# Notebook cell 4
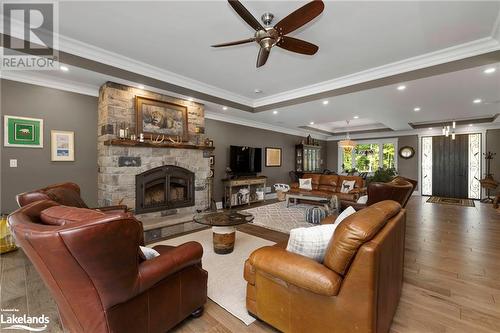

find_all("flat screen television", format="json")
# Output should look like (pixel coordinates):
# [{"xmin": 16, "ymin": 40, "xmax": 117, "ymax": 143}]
[{"xmin": 230, "ymin": 145, "xmax": 262, "ymax": 175}]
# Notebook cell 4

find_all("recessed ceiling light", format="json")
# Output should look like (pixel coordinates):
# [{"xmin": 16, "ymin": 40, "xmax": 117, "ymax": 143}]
[
  {"xmin": 484, "ymin": 67, "xmax": 496, "ymax": 74},
  {"xmin": 222, "ymin": 106, "xmax": 228, "ymax": 110},
  {"xmin": 428, "ymin": 127, "xmax": 433, "ymax": 130},
  {"xmin": 413, "ymin": 107, "xmax": 421, "ymax": 112},
  {"xmin": 254, "ymin": 89, "xmax": 262, "ymax": 94},
  {"xmin": 397, "ymin": 85, "xmax": 406, "ymax": 91},
  {"xmin": 272, "ymin": 110, "xmax": 278, "ymax": 114},
  {"xmin": 187, "ymin": 97, "xmax": 194, "ymax": 101},
  {"xmin": 469, "ymin": 124, "xmax": 473, "ymax": 127},
  {"xmin": 473, "ymin": 98, "xmax": 482, "ymax": 104},
  {"xmin": 60, "ymin": 65, "xmax": 69, "ymax": 72},
  {"xmin": 309, "ymin": 121, "xmax": 315, "ymax": 125},
  {"xmin": 322, "ymin": 100, "xmax": 329, "ymax": 105},
  {"xmin": 353, "ymin": 115, "xmax": 359, "ymax": 119},
  {"xmin": 137, "ymin": 84, "xmax": 145, "ymax": 89}
]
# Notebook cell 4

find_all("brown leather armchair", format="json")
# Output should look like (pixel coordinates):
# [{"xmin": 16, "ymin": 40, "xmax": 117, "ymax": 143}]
[
  {"xmin": 340, "ymin": 176, "xmax": 417, "ymax": 211},
  {"xmin": 8, "ymin": 200, "xmax": 208, "ymax": 333},
  {"xmin": 16, "ymin": 182, "xmax": 127, "ymax": 213},
  {"xmin": 244, "ymin": 200, "xmax": 405, "ymax": 333}
]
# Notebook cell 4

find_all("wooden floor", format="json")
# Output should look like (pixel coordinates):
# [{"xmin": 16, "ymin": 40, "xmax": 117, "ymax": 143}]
[{"xmin": 1, "ymin": 196, "xmax": 499, "ymax": 332}]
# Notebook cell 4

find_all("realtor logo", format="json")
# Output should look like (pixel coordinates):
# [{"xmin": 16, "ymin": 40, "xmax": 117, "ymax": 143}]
[
  {"xmin": 1, "ymin": 308, "xmax": 49, "ymax": 332},
  {"xmin": 1, "ymin": 1, "xmax": 59, "ymax": 70}
]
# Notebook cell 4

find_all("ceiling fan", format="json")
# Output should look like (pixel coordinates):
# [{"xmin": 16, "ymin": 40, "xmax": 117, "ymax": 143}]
[{"xmin": 212, "ymin": 0, "xmax": 324, "ymax": 68}]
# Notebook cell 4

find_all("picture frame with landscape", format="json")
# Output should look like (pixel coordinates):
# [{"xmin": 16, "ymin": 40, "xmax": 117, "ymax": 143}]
[
  {"xmin": 135, "ymin": 96, "xmax": 189, "ymax": 141},
  {"xmin": 51, "ymin": 130, "xmax": 74, "ymax": 161}
]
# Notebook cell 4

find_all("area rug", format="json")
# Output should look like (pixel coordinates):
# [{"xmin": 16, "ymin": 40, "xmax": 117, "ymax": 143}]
[
  {"xmin": 426, "ymin": 196, "xmax": 475, "ymax": 207},
  {"xmin": 243, "ymin": 201, "xmax": 314, "ymax": 234},
  {"xmin": 152, "ymin": 229, "xmax": 274, "ymax": 325}
]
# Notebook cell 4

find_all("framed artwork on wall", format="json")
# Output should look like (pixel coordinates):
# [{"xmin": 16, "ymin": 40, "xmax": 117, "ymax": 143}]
[
  {"xmin": 265, "ymin": 147, "xmax": 282, "ymax": 167},
  {"xmin": 209, "ymin": 155, "xmax": 215, "ymax": 166},
  {"xmin": 135, "ymin": 96, "xmax": 189, "ymax": 141},
  {"xmin": 51, "ymin": 130, "xmax": 75, "ymax": 161},
  {"xmin": 3, "ymin": 115, "xmax": 43, "ymax": 148}
]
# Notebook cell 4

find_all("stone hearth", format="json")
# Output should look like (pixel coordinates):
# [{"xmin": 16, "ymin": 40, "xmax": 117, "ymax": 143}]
[{"xmin": 97, "ymin": 82, "xmax": 211, "ymax": 219}]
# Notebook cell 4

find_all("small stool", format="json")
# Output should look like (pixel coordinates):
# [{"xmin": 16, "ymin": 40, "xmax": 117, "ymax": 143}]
[{"xmin": 305, "ymin": 206, "xmax": 327, "ymax": 225}]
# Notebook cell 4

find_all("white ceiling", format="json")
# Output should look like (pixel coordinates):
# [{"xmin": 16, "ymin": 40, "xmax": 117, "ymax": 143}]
[
  {"xmin": 57, "ymin": 1, "xmax": 500, "ymax": 99},
  {"xmin": 2, "ymin": 1, "xmax": 500, "ymax": 139}
]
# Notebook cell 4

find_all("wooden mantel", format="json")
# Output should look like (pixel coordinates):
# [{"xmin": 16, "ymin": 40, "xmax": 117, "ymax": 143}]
[{"xmin": 103, "ymin": 139, "xmax": 215, "ymax": 151}]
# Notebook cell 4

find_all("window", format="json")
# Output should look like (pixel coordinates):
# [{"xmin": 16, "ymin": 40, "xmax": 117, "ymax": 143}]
[{"xmin": 339, "ymin": 139, "xmax": 397, "ymax": 173}]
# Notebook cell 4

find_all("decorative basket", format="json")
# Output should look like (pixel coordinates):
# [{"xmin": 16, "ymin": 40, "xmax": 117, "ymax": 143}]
[
  {"xmin": 0, "ymin": 215, "xmax": 17, "ymax": 254},
  {"xmin": 305, "ymin": 206, "xmax": 327, "ymax": 225}
]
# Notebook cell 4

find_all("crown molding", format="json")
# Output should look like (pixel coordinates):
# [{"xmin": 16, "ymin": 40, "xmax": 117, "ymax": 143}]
[
  {"xmin": 204, "ymin": 111, "xmax": 328, "ymax": 140},
  {"xmin": 492, "ymin": 8, "xmax": 500, "ymax": 42},
  {"xmin": 56, "ymin": 34, "xmax": 254, "ymax": 107},
  {"xmin": 253, "ymin": 37, "xmax": 500, "ymax": 108},
  {"xmin": 0, "ymin": 70, "xmax": 99, "ymax": 97},
  {"xmin": 326, "ymin": 122, "xmax": 500, "ymax": 141}
]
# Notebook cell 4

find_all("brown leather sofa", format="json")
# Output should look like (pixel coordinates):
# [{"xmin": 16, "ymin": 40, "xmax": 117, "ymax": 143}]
[
  {"xmin": 289, "ymin": 173, "xmax": 366, "ymax": 201},
  {"xmin": 16, "ymin": 182, "xmax": 127, "ymax": 213},
  {"xmin": 8, "ymin": 200, "xmax": 208, "ymax": 333},
  {"xmin": 244, "ymin": 200, "xmax": 405, "ymax": 333},
  {"xmin": 341, "ymin": 176, "xmax": 417, "ymax": 211}
]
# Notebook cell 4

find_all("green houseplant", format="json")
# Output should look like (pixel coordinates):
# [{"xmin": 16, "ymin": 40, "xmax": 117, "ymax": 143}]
[{"xmin": 367, "ymin": 167, "xmax": 398, "ymax": 184}]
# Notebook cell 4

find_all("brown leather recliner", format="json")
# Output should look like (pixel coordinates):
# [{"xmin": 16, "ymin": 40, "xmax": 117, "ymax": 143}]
[
  {"xmin": 16, "ymin": 182, "xmax": 127, "ymax": 213},
  {"xmin": 289, "ymin": 173, "xmax": 366, "ymax": 201},
  {"xmin": 340, "ymin": 176, "xmax": 417, "ymax": 211},
  {"xmin": 244, "ymin": 200, "xmax": 405, "ymax": 333},
  {"xmin": 8, "ymin": 200, "xmax": 208, "ymax": 333}
]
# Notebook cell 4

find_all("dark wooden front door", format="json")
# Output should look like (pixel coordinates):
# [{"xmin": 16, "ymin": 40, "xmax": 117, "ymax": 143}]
[{"xmin": 432, "ymin": 134, "xmax": 468, "ymax": 198}]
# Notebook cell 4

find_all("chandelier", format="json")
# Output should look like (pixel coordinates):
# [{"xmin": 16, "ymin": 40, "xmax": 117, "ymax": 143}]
[{"xmin": 338, "ymin": 120, "xmax": 356, "ymax": 152}]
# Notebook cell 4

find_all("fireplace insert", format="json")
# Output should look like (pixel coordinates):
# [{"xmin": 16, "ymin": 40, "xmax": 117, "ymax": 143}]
[{"xmin": 135, "ymin": 165, "xmax": 195, "ymax": 214}]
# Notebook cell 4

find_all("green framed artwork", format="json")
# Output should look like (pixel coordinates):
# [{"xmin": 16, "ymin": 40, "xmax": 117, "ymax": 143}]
[{"xmin": 3, "ymin": 115, "xmax": 44, "ymax": 148}]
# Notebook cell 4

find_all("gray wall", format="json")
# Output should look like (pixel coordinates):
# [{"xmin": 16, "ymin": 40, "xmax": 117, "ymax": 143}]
[
  {"xmin": 205, "ymin": 118, "xmax": 327, "ymax": 202},
  {"xmin": 396, "ymin": 135, "xmax": 418, "ymax": 181},
  {"xmin": 486, "ymin": 129, "xmax": 500, "ymax": 195},
  {"xmin": 1, "ymin": 80, "xmax": 98, "ymax": 213}
]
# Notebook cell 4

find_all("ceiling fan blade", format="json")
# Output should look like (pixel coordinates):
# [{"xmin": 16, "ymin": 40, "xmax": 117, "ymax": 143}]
[
  {"xmin": 257, "ymin": 47, "xmax": 270, "ymax": 68},
  {"xmin": 228, "ymin": 0, "xmax": 265, "ymax": 31},
  {"xmin": 211, "ymin": 38, "xmax": 255, "ymax": 47},
  {"xmin": 277, "ymin": 36, "xmax": 318, "ymax": 55},
  {"xmin": 274, "ymin": 0, "xmax": 324, "ymax": 36}
]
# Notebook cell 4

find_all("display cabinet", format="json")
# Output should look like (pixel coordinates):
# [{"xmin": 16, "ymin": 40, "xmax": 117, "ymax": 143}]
[{"xmin": 295, "ymin": 144, "xmax": 322, "ymax": 172}]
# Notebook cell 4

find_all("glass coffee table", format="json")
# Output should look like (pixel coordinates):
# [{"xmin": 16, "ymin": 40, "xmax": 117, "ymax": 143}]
[{"xmin": 193, "ymin": 211, "xmax": 254, "ymax": 254}]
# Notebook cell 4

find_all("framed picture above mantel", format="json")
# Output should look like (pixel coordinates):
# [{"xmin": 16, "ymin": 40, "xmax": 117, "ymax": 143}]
[{"xmin": 135, "ymin": 96, "xmax": 189, "ymax": 141}]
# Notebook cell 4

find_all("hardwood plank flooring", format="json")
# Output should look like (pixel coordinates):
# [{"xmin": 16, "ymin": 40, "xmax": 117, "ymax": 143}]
[{"xmin": 1, "ymin": 196, "xmax": 499, "ymax": 332}]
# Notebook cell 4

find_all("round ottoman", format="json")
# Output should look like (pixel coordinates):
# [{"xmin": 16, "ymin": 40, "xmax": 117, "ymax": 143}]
[{"xmin": 305, "ymin": 206, "xmax": 327, "ymax": 225}]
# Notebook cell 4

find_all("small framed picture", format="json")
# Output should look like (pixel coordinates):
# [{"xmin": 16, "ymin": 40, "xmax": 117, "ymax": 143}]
[
  {"xmin": 209, "ymin": 155, "xmax": 215, "ymax": 166},
  {"xmin": 51, "ymin": 130, "xmax": 75, "ymax": 161},
  {"xmin": 208, "ymin": 169, "xmax": 214, "ymax": 178},
  {"xmin": 265, "ymin": 147, "xmax": 282, "ymax": 167},
  {"xmin": 208, "ymin": 140, "xmax": 214, "ymax": 147},
  {"xmin": 4, "ymin": 115, "xmax": 44, "ymax": 148}
]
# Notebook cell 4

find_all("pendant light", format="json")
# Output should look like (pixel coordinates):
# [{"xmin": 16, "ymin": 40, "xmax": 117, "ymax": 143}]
[{"xmin": 338, "ymin": 120, "xmax": 356, "ymax": 152}]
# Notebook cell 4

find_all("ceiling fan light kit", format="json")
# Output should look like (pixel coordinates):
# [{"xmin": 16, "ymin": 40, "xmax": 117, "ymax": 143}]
[{"xmin": 212, "ymin": 0, "xmax": 324, "ymax": 67}]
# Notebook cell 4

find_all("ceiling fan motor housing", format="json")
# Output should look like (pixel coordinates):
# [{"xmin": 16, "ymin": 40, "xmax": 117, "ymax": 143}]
[{"xmin": 255, "ymin": 28, "xmax": 280, "ymax": 49}]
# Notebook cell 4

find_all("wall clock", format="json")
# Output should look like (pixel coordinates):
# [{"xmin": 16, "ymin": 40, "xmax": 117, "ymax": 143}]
[{"xmin": 399, "ymin": 146, "xmax": 415, "ymax": 159}]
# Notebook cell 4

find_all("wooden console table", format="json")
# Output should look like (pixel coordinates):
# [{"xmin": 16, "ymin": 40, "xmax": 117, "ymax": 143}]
[{"xmin": 222, "ymin": 176, "xmax": 267, "ymax": 208}]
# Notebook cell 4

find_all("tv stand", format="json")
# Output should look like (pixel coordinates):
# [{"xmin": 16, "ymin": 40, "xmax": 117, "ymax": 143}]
[{"xmin": 222, "ymin": 176, "xmax": 267, "ymax": 208}]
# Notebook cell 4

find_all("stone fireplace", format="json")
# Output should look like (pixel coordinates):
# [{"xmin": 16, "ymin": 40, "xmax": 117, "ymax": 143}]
[
  {"xmin": 135, "ymin": 165, "xmax": 195, "ymax": 214},
  {"xmin": 97, "ymin": 82, "xmax": 211, "ymax": 218}
]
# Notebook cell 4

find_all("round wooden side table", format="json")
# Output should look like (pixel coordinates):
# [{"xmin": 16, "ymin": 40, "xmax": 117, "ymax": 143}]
[{"xmin": 193, "ymin": 211, "xmax": 254, "ymax": 254}]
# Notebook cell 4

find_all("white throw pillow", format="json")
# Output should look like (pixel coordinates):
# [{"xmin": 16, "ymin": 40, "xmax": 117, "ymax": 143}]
[
  {"xmin": 357, "ymin": 195, "xmax": 368, "ymax": 204},
  {"xmin": 139, "ymin": 246, "xmax": 160, "ymax": 260},
  {"xmin": 340, "ymin": 180, "xmax": 356, "ymax": 193},
  {"xmin": 286, "ymin": 224, "xmax": 339, "ymax": 262},
  {"xmin": 334, "ymin": 206, "xmax": 356, "ymax": 225},
  {"xmin": 299, "ymin": 178, "xmax": 313, "ymax": 190}
]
